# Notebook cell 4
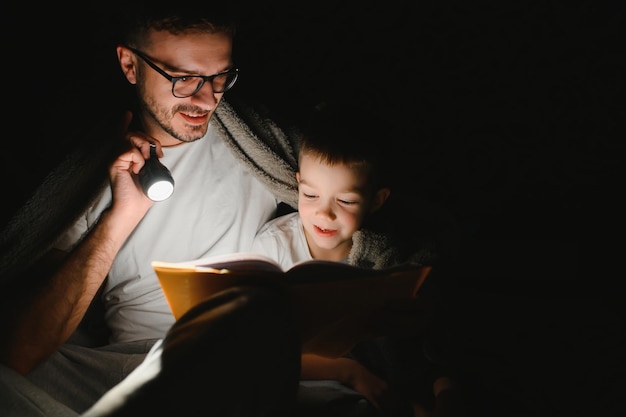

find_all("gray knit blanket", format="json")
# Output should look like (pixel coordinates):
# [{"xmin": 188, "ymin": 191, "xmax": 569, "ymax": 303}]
[
  {"xmin": 0, "ymin": 98, "xmax": 301, "ymax": 286},
  {"xmin": 0, "ymin": 98, "xmax": 428, "ymax": 288}
]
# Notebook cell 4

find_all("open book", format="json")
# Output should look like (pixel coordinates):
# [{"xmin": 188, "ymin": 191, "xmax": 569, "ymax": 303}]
[{"xmin": 152, "ymin": 252, "xmax": 432, "ymax": 357}]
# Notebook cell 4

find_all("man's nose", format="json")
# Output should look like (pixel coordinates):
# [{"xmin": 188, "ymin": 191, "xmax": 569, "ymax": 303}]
[{"xmin": 190, "ymin": 82, "xmax": 219, "ymax": 109}]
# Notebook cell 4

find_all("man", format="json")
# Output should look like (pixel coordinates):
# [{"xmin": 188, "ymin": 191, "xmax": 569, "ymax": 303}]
[{"xmin": 0, "ymin": 4, "xmax": 302, "ymax": 416}]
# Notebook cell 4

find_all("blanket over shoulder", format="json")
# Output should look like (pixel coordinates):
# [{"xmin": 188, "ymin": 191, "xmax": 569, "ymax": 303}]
[
  {"xmin": 0, "ymin": 97, "xmax": 435, "ymax": 289},
  {"xmin": 0, "ymin": 98, "xmax": 300, "ymax": 287}
]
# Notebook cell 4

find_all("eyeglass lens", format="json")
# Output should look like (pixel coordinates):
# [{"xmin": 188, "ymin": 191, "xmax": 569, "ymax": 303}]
[{"xmin": 173, "ymin": 72, "xmax": 238, "ymax": 97}]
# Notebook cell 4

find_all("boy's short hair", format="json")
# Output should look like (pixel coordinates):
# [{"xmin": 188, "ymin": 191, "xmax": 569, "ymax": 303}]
[{"xmin": 299, "ymin": 99, "xmax": 393, "ymax": 190}]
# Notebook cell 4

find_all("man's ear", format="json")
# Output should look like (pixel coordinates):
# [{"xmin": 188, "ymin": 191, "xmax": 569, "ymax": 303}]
[
  {"xmin": 370, "ymin": 187, "xmax": 391, "ymax": 213},
  {"xmin": 117, "ymin": 45, "xmax": 138, "ymax": 85}
]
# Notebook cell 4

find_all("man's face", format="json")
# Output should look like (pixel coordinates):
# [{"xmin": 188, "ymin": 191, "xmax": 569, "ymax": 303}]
[{"xmin": 129, "ymin": 29, "xmax": 234, "ymax": 146}]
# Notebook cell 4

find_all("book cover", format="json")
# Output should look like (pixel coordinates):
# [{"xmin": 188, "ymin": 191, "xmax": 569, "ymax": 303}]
[{"xmin": 152, "ymin": 252, "xmax": 432, "ymax": 357}]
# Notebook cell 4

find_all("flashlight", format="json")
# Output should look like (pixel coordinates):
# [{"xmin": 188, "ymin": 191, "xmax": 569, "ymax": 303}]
[{"xmin": 138, "ymin": 144, "xmax": 175, "ymax": 201}]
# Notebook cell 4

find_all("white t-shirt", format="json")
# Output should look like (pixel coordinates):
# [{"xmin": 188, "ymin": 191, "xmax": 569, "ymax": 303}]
[
  {"xmin": 251, "ymin": 212, "xmax": 312, "ymax": 271},
  {"xmin": 55, "ymin": 123, "xmax": 279, "ymax": 342}
]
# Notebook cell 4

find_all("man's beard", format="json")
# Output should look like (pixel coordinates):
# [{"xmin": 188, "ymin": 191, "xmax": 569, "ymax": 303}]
[{"xmin": 140, "ymin": 95, "xmax": 208, "ymax": 143}]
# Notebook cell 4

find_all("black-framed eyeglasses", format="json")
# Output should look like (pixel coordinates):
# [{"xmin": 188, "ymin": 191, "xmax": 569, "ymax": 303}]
[{"xmin": 129, "ymin": 47, "xmax": 239, "ymax": 98}]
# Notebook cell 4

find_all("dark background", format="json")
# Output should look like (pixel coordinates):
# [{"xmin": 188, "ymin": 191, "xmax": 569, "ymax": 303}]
[
  {"xmin": 5, "ymin": 2, "xmax": 623, "ymax": 247},
  {"xmin": 3, "ymin": 1, "xmax": 625, "ymax": 415}
]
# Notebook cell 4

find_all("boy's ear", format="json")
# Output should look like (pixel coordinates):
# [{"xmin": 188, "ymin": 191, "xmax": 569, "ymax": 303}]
[
  {"xmin": 370, "ymin": 187, "xmax": 391, "ymax": 213},
  {"xmin": 296, "ymin": 172, "xmax": 301, "ymax": 183}
]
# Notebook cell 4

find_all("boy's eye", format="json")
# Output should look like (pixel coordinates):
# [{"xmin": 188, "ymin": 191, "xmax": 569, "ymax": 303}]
[
  {"xmin": 303, "ymin": 193, "xmax": 317, "ymax": 199},
  {"xmin": 338, "ymin": 199, "xmax": 357, "ymax": 205}
]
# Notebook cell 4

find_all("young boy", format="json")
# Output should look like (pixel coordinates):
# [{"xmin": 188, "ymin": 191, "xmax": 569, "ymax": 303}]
[
  {"xmin": 251, "ymin": 101, "xmax": 392, "ymax": 269},
  {"xmin": 251, "ymin": 101, "xmax": 461, "ymax": 417}
]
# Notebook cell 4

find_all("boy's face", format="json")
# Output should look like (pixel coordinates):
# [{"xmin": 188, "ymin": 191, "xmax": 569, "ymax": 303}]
[
  {"xmin": 118, "ymin": 29, "xmax": 234, "ymax": 146},
  {"xmin": 297, "ymin": 153, "xmax": 386, "ymax": 261}
]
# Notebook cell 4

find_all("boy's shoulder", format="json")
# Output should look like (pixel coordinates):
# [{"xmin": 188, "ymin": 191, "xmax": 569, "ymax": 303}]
[{"xmin": 258, "ymin": 212, "xmax": 301, "ymax": 236}]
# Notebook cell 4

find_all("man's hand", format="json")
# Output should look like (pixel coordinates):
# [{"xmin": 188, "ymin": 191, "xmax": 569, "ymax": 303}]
[{"xmin": 107, "ymin": 111, "xmax": 160, "ymax": 222}]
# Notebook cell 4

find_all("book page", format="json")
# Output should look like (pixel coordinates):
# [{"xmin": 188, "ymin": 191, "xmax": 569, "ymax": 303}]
[{"xmin": 152, "ymin": 252, "xmax": 283, "ymax": 273}]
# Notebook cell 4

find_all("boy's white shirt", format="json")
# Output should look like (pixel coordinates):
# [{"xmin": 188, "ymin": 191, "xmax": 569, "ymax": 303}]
[
  {"xmin": 251, "ymin": 212, "xmax": 313, "ymax": 271},
  {"xmin": 54, "ymin": 123, "xmax": 279, "ymax": 343}
]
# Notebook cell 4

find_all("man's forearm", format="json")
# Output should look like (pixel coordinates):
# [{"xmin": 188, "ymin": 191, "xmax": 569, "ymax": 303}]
[{"xmin": 2, "ymin": 208, "xmax": 136, "ymax": 374}]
